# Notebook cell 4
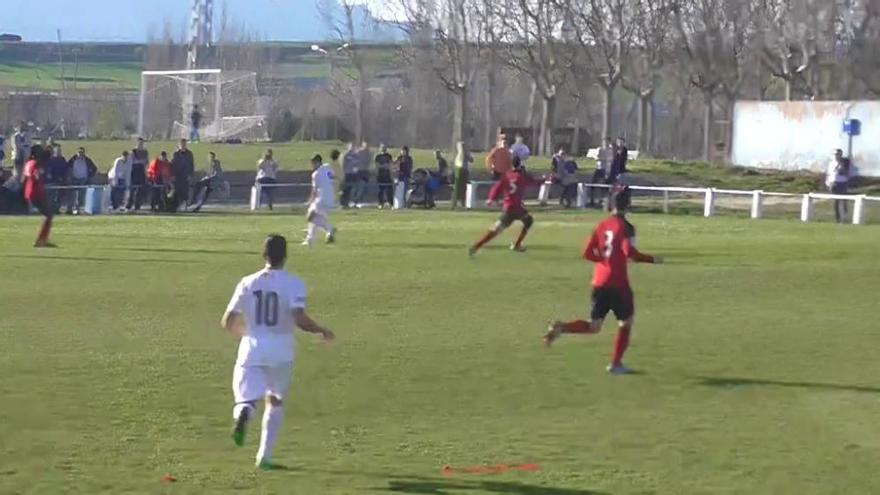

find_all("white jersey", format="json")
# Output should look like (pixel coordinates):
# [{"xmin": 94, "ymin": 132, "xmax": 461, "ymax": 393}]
[
  {"xmin": 226, "ymin": 268, "xmax": 308, "ymax": 366},
  {"xmin": 311, "ymin": 163, "xmax": 336, "ymax": 209}
]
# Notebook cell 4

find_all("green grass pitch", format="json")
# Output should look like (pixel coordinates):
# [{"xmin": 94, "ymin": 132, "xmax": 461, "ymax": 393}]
[{"xmin": 1, "ymin": 210, "xmax": 878, "ymax": 494}]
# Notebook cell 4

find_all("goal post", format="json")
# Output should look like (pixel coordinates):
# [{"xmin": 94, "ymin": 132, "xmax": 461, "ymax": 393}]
[{"xmin": 137, "ymin": 68, "xmax": 268, "ymax": 142}]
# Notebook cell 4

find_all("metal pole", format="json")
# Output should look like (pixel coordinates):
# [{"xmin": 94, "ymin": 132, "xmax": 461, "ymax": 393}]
[{"xmin": 138, "ymin": 72, "xmax": 147, "ymax": 137}]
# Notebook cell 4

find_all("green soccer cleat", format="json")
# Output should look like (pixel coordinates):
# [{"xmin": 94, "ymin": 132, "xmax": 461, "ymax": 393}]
[
  {"xmin": 256, "ymin": 459, "xmax": 287, "ymax": 471},
  {"xmin": 231, "ymin": 408, "xmax": 250, "ymax": 447}
]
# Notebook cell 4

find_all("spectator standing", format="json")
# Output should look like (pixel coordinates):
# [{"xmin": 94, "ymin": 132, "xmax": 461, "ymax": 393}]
[
  {"xmin": 510, "ymin": 134, "xmax": 531, "ymax": 166},
  {"xmin": 396, "ymin": 146, "xmax": 414, "ymax": 206},
  {"xmin": 435, "ymin": 150, "xmax": 450, "ymax": 183},
  {"xmin": 352, "ymin": 141, "xmax": 372, "ymax": 208},
  {"xmin": 190, "ymin": 151, "xmax": 224, "ymax": 213},
  {"xmin": 375, "ymin": 144, "xmax": 394, "ymax": 208},
  {"xmin": 827, "ymin": 149, "xmax": 853, "ymax": 223},
  {"xmin": 108, "ymin": 151, "xmax": 132, "ymax": 212},
  {"xmin": 171, "ymin": 139, "xmax": 195, "ymax": 211},
  {"xmin": 12, "ymin": 123, "xmax": 32, "ymax": 178},
  {"xmin": 452, "ymin": 141, "xmax": 472, "ymax": 209},
  {"xmin": 66, "ymin": 146, "xmax": 97, "ymax": 215},
  {"xmin": 606, "ymin": 138, "xmax": 629, "ymax": 210},
  {"xmin": 256, "ymin": 148, "xmax": 279, "ymax": 210},
  {"xmin": 591, "ymin": 137, "xmax": 614, "ymax": 207},
  {"xmin": 609, "ymin": 137, "xmax": 629, "ymax": 183},
  {"xmin": 559, "ymin": 153, "xmax": 579, "ymax": 208},
  {"xmin": 0, "ymin": 132, "xmax": 6, "ymax": 170},
  {"xmin": 486, "ymin": 134, "xmax": 512, "ymax": 180},
  {"xmin": 340, "ymin": 143, "xmax": 358, "ymax": 208},
  {"xmin": 127, "ymin": 137, "xmax": 150, "ymax": 211},
  {"xmin": 190, "ymin": 105, "xmax": 203, "ymax": 142},
  {"xmin": 45, "ymin": 145, "xmax": 69, "ymax": 213},
  {"xmin": 147, "ymin": 151, "xmax": 172, "ymax": 212}
]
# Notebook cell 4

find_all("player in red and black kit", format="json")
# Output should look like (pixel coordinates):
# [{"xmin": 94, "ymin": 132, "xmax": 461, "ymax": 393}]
[
  {"xmin": 469, "ymin": 156, "xmax": 543, "ymax": 255},
  {"xmin": 24, "ymin": 145, "xmax": 56, "ymax": 248},
  {"xmin": 544, "ymin": 187, "xmax": 663, "ymax": 374}
]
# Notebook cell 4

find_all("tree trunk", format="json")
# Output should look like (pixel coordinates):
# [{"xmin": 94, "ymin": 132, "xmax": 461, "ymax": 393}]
[
  {"xmin": 451, "ymin": 88, "xmax": 467, "ymax": 150},
  {"xmin": 526, "ymin": 80, "xmax": 538, "ymax": 127},
  {"xmin": 646, "ymin": 95, "xmax": 655, "ymax": 155},
  {"xmin": 784, "ymin": 79, "xmax": 792, "ymax": 101},
  {"xmin": 602, "ymin": 83, "xmax": 614, "ymax": 140},
  {"xmin": 572, "ymin": 116, "xmax": 581, "ymax": 156},
  {"xmin": 636, "ymin": 96, "xmax": 647, "ymax": 152},
  {"xmin": 539, "ymin": 95, "xmax": 556, "ymax": 156},
  {"xmin": 484, "ymin": 62, "xmax": 496, "ymax": 151},
  {"xmin": 354, "ymin": 77, "xmax": 367, "ymax": 143},
  {"xmin": 702, "ymin": 90, "xmax": 714, "ymax": 162}
]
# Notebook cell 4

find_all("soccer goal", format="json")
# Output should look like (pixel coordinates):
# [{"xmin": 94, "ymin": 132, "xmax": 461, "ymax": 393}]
[{"xmin": 137, "ymin": 69, "xmax": 268, "ymax": 142}]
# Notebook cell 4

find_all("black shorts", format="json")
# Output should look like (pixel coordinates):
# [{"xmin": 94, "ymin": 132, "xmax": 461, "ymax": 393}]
[
  {"xmin": 498, "ymin": 209, "xmax": 531, "ymax": 228},
  {"xmin": 591, "ymin": 286, "xmax": 634, "ymax": 321}
]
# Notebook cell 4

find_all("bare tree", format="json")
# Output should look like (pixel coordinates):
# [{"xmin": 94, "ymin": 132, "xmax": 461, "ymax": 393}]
[
  {"xmin": 558, "ymin": 0, "xmax": 633, "ymax": 141},
  {"xmin": 499, "ymin": 0, "xmax": 572, "ymax": 154},
  {"xmin": 622, "ymin": 0, "xmax": 673, "ymax": 153},
  {"xmin": 318, "ymin": 0, "xmax": 374, "ymax": 143},
  {"xmin": 397, "ymin": 0, "xmax": 491, "ymax": 149},
  {"xmin": 845, "ymin": 0, "xmax": 880, "ymax": 96},
  {"xmin": 672, "ymin": 0, "xmax": 760, "ymax": 161}
]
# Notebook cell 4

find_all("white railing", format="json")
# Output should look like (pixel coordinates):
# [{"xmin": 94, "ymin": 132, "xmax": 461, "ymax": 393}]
[
  {"xmin": 249, "ymin": 180, "xmax": 408, "ymax": 210},
  {"xmin": 466, "ymin": 180, "xmax": 879, "ymax": 225}
]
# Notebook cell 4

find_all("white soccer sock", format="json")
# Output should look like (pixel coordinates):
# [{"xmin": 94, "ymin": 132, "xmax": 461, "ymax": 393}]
[
  {"xmin": 256, "ymin": 405, "xmax": 284, "ymax": 463},
  {"xmin": 305, "ymin": 223, "xmax": 318, "ymax": 243},
  {"xmin": 232, "ymin": 402, "xmax": 254, "ymax": 421},
  {"xmin": 312, "ymin": 215, "xmax": 332, "ymax": 233}
]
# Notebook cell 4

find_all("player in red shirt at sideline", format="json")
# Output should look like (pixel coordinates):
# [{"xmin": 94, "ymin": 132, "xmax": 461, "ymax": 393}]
[
  {"xmin": 544, "ymin": 187, "xmax": 663, "ymax": 374},
  {"xmin": 469, "ymin": 156, "xmax": 543, "ymax": 255},
  {"xmin": 23, "ymin": 145, "xmax": 56, "ymax": 248}
]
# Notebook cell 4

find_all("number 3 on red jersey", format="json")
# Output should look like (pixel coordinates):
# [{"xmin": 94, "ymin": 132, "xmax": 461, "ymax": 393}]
[{"xmin": 603, "ymin": 230, "xmax": 614, "ymax": 258}]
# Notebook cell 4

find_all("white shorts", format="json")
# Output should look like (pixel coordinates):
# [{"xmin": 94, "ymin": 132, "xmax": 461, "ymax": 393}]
[{"xmin": 232, "ymin": 363, "xmax": 293, "ymax": 404}]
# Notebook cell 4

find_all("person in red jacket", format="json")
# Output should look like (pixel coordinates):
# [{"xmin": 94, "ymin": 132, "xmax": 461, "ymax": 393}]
[
  {"xmin": 544, "ymin": 187, "xmax": 664, "ymax": 374},
  {"xmin": 469, "ymin": 156, "xmax": 543, "ymax": 255},
  {"xmin": 147, "ymin": 151, "xmax": 172, "ymax": 212},
  {"xmin": 23, "ymin": 145, "xmax": 55, "ymax": 248}
]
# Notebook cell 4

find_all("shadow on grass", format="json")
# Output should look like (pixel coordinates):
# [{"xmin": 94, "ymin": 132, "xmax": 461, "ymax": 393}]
[
  {"xmin": 697, "ymin": 376, "xmax": 880, "ymax": 394},
  {"xmin": 363, "ymin": 242, "xmax": 566, "ymax": 252},
  {"xmin": 104, "ymin": 246, "xmax": 256, "ymax": 256},
  {"xmin": 377, "ymin": 478, "xmax": 602, "ymax": 495},
  {"xmin": 5, "ymin": 254, "xmax": 195, "ymax": 264}
]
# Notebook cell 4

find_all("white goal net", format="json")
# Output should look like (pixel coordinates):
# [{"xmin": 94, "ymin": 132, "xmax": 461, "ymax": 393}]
[{"xmin": 138, "ymin": 69, "xmax": 268, "ymax": 142}]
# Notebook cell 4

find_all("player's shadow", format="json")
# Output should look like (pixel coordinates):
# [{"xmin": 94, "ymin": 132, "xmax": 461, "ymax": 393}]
[
  {"xmin": 5, "ymin": 254, "xmax": 194, "ymax": 264},
  {"xmin": 697, "ymin": 376, "xmax": 880, "ymax": 394},
  {"xmin": 364, "ymin": 242, "xmax": 565, "ymax": 252},
  {"xmin": 376, "ymin": 477, "xmax": 602, "ymax": 495},
  {"xmin": 104, "ymin": 246, "xmax": 256, "ymax": 256}
]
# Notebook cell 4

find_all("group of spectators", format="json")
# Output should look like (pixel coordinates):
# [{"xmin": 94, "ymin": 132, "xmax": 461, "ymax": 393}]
[
  {"xmin": 0, "ymin": 123, "xmax": 224, "ymax": 214},
  {"xmin": 102, "ymin": 138, "xmax": 224, "ymax": 214}
]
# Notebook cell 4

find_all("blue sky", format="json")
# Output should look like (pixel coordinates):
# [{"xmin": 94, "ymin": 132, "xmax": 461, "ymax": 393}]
[{"xmin": 0, "ymin": 0, "xmax": 382, "ymax": 42}]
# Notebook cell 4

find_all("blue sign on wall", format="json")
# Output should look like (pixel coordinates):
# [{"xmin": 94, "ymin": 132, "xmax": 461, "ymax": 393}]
[{"xmin": 843, "ymin": 119, "xmax": 861, "ymax": 136}]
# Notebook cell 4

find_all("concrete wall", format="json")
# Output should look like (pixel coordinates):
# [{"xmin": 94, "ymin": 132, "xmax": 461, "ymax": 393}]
[{"xmin": 732, "ymin": 101, "xmax": 880, "ymax": 178}]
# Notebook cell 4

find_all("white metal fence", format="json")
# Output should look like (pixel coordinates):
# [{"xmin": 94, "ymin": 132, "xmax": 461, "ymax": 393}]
[
  {"xmin": 466, "ymin": 180, "xmax": 879, "ymax": 225},
  {"xmin": 24, "ymin": 181, "xmax": 879, "ymax": 225}
]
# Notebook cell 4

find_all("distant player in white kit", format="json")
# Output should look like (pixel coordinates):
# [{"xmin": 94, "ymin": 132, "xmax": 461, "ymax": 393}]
[
  {"xmin": 221, "ymin": 235, "xmax": 335, "ymax": 469},
  {"xmin": 303, "ymin": 151, "xmax": 339, "ymax": 246}
]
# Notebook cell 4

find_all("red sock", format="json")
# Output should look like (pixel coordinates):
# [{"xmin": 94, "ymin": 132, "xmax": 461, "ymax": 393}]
[
  {"xmin": 561, "ymin": 320, "xmax": 596, "ymax": 334},
  {"xmin": 473, "ymin": 230, "xmax": 497, "ymax": 250},
  {"xmin": 612, "ymin": 325, "xmax": 631, "ymax": 365},
  {"xmin": 37, "ymin": 216, "xmax": 52, "ymax": 243},
  {"xmin": 514, "ymin": 227, "xmax": 529, "ymax": 248}
]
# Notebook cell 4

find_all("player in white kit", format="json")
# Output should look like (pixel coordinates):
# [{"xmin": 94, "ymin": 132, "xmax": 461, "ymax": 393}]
[
  {"xmin": 221, "ymin": 235, "xmax": 335, "ymax": 469},
  {"xmin": 303, "ymin": 151, "xmax": 339, "ymax": 247}
]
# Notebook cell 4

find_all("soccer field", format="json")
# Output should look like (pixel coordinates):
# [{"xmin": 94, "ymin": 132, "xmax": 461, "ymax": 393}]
[{"xmin": 1, "ymin": 210, "xmax": 878, "ymax": 494}]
